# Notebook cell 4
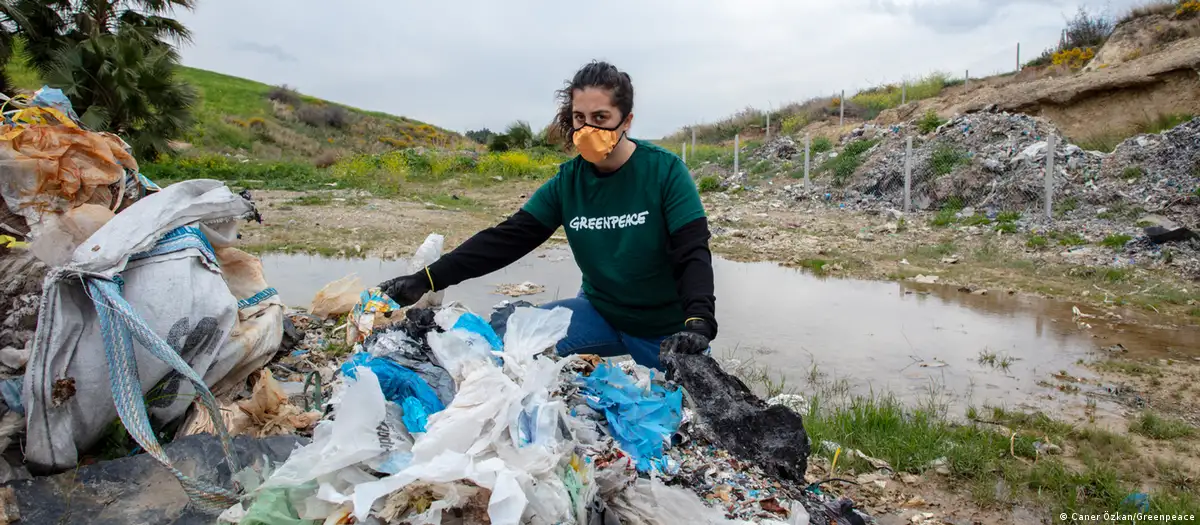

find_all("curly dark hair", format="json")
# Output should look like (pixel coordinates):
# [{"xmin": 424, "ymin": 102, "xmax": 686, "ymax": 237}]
[{"xmin": 554, "ymin": 61, "xmax": 635, "ymax": 143}]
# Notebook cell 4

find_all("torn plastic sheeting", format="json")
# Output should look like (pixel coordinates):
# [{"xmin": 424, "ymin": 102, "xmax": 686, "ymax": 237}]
[
  {"xmin": 578, "ymin": 361, "xmax": 683, "ymax": 473},
  {"xmin": 605, "ymin": 477, "xmax": 737, "ymax": 525},
  {"xmin": 262, "ymin": 366, "xmax": 396, "ymax": 489},
  {"xmin": 452, "ymin": 311, "xmax": 503, "ymax": 350},
  {"xmin": 340, "ymin": 352, "xmax": 445, "ymax": 433}
]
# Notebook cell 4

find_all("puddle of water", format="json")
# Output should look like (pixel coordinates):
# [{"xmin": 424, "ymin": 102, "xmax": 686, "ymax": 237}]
[{"xmin": 260, "ymin": 250, "xmax": 1200, "ymax": 420}]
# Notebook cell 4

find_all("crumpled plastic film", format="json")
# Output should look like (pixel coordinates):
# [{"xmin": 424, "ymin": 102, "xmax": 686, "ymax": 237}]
[
  {"xmin": 0, "ymin": 124, "xmax": 136, "ymax": 221},
  {"xmin": 578, "ymin": 361, "xmax": 683, "ymax": 473},
  {"xmin": 340, "ymin": 352, "xmax": 445, "ymax": 433}
]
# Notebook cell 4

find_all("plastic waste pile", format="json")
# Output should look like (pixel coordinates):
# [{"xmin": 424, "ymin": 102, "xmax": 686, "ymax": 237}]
[
  {"xmin": 217, "ymin": 254, "xmax": 857, "ymax": 524},
  {"xmin": 0, "ymin": 87, "xmax": 283, "ymax": 509}
]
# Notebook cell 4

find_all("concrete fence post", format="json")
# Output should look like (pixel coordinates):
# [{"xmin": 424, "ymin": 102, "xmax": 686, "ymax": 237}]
[
  {"xmin": 839, "ymin": 90, "xmax": 845, "ymax": 126},
  {"xmin": 682, "ymin": 142, "xmax": 687, "ymax": 164},
  {"xmin": 901, "ymin": 82, "xmax": 907, "ymax": 105},
  {"xmin": 804, "ymin": 133, "xmax": 811, "ymax": 191},
  {"xmin": 734, "ymin": 134, "xmax": 740, "ymax": 177},
  {"xmin": 904, "ymin": 136, "xmax": 913, "ymax": 213},
  {"xmin": 766, "ymin": 112, "xmax": 771, "ymax": 141},
  {"xmin": 1016, "ymin": 42, "xmax": 1021, "ymax": 71},
  {"xmin": 965, "ymin": 70, "xmax": 969, "ymax": 89},
  {"xmin": 691, "ymin": 127, "xmax": 696, "ymax": 153},
  {"xmin": 1045, "ymin": 134, "xmax": 1056, "ymax": 221}
]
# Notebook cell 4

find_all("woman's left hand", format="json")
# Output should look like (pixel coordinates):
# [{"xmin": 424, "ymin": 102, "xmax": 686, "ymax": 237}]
[{"xmin": 660, "ymin": 318, "xmax": 714, "ymax": 355}]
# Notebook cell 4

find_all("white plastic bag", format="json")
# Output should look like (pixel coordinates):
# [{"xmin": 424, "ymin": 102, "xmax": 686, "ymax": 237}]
[
  {"xmin": 264, "ymin": 366, "xmax": 392, "ymax": 488},
  {"xmin": 501, "ymin": 306, "xmax": 571, "ymax": 378},
  {"xmin": 427, "ymin": 328, "xmax": 495, "ymax": 383}
]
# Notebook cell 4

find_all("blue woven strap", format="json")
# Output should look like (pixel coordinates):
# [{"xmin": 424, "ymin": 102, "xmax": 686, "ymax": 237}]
[
  {"xmin": 129, "ymin": 226, "xmax": 217, "ymax": 267},
  {"xmin": 87, "ymin": 278, "xmax": 241, "ymax": 513},
  {"xmin": 238, "ymin": 287, "xmax": 278, "ymax": 310}
]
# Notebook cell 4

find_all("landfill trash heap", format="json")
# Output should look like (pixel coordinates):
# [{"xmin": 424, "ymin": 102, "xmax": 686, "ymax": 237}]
[
  {"xmin": 0, "ymin": 87, "xmax": 283, "ymax": 508},
  {"xmin": 219, "ymin": 302, "xmax": 865, "ymax": 525}
]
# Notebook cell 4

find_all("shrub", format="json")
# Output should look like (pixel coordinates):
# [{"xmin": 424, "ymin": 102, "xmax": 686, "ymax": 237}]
[
  {"xmin": 296, "ymin": 104, "xmax": 349, "ymax": 128},
  {"xmin": 1063, "ymin": 6, "xmax": 1114, "ymax": 50},
  {"xmin": 1123, "ymin": 166, "xmax": 1144, "ymax": 179},
  {"xmin": 466, "ymin": 128, "xmax": 494, "ymax": 144},
  {"xmin": 1178, "ymin": 1, "xmax": 1200, "ymax": 18},
  {"xmin": 781, "ymin": 114, "xmax": 808, "ymax": 135},
  {"xmin": 917, "ymin": 110, "xmax": 946, "ymax": 134},
  {"xmin": 1120, "ymin": 1, "xmax": 1179, "ymax": 24},
  {"xmin": 1051, "ymin": 47, "xmax": 1097, "ymax": 70},
  {"xmin": 379, "ymin": 136, "xmax": 413, "ymax": 149},
  {"xmin": 811, "ymin": 136, "xmax": 833, "ymax": 154},
  {"xmin": 267, "ymin": 84, "xmax": 301, "ymax": 106},
  {"xmin": 997, "ymin": 211, "xmax": 1021, "ymax": 223},
  {"xmin": 313, "ymin": 151, "xmax": 340, "ymax": 168},
  {"xmin": 1027, "ymin": 236, "xmax": 1049, "ymax": 249},
  {"xmin": 144, "ymin": 155, "xmax": 328, "ymax": 190},
  {"xmin": 697, "ymin": 176, "xmax": 722, "ymax": 193}
]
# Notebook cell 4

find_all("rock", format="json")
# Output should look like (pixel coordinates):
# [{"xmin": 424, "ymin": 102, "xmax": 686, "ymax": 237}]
[
  {"xmin": 1140, "ymin": 214, "xmax": 1197, "ymax": 244},
  {"xmin": 900, "ymin": 473, "xmax": 920, "ymax": 485},
  {"xmin": 885, "ymin": 208, "xmax": 904, "ymax": 221},
  {"xmin": 972, "ymin": 289, "xmax": 989, "ymax": 296},
  {"xmin": 856, "ymin": 231, "xmax": 875, "ymax": 241},
  {"xmin": 911, "ymin": 274, "xmax": 940, "ymax": 284},
  {"xmin": 941, "ymin": 257, "xmax": 960, "ymax": 264},
  {"xmin": 982, "ymin": 159, "xmax": 1004, "ymax": 173},
  {"xmin": 1103, "ymin": 344, "xmax": 1127, "ymax": 353}
]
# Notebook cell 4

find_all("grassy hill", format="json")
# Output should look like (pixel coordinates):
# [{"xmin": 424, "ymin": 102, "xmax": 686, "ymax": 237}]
[{"xmin": 175, "ymin": 67, "xmax": 470, "ymax": 164}]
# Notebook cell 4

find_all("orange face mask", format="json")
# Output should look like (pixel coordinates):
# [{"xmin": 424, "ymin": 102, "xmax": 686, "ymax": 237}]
[{"xmin": 572, "ymin": 121, "xmax": 626, "ymax": 164}]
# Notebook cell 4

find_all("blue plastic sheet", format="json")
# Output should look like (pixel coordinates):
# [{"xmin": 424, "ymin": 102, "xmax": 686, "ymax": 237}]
[
  {"xmin": 341, "ymin": 353, "xmax": 445, "ymax": 433},
  {"xmin": 453, "ymin": 312, "xmax": 503, "ymax": 350},
  {"xmin": 31, "ymin": 86, "xmax": 78, "ymax": 119},
  {"xmin": 578, "ymin": 361, "xmax": 683, "ymax": 472}
]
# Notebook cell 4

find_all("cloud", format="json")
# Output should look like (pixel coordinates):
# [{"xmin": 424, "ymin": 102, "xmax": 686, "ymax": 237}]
[{"xmin": 229, "ymin": 41, "xmax": 296, "ymax": 62}]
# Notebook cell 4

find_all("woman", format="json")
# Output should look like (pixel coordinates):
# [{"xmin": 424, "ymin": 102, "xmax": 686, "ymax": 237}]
[{"xmin": 380, "ymin": 60, "xmax": 716, "ymax": 370}]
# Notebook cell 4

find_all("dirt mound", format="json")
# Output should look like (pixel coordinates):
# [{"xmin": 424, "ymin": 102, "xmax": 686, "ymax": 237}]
[
  {"xmin": 1086, "ymin": 12, "xmax": 1200, "ymax": 71},
  {"xmin": 877, "ymin": 37, "xmax": 1200, "ymax": 143}
]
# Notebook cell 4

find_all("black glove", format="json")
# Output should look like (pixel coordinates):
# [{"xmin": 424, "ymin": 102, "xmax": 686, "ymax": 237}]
[
  {"xmin": 660, "ymin": 318, "xmax": 714, "ymax": 355},
  {"xmin": 378, "ymin": 271, "xmax": 433, "ymax": 307}
]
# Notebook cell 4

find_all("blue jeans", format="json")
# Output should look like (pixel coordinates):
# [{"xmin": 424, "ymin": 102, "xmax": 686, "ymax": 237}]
[{"xmin": 540, "ymin": 295, "xmax": 669, "ymax": 370}]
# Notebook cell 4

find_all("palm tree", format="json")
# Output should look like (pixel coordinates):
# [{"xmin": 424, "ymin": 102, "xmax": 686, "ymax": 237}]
[{"xmin": 9, "ymin": 0, "xmax": 197, "ymax": 159}]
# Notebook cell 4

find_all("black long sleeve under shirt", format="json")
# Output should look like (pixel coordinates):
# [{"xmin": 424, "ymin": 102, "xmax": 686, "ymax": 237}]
[{"xmin": 425, "ymin": 211, "xmax": 718, "ymax": 340}]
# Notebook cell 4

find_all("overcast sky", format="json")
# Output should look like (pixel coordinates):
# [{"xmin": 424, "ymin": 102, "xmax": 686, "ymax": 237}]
[{"xmin": 175, "ymin": 0, "xmax": 1140, "ymax": 139}]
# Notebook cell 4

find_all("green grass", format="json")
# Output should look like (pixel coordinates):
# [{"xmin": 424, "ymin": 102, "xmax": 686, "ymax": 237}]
[
  {"xmin": 818, "ymin": 139, "xmax": 878, "ymax": 185},
  {"xmin": 811, "ymin": 136, "xmax": 833, "ymax": 154},
  {"xmin": 997, "ymin": 211, "xmax": 1021, "ymax": 223},
  {"xmin": 1122, "ymin": 166, "xmax": 1145, "ymax": 180},
  {"xmin": 1027, "ymin": 235, "xmax": 1049, "ymax": 249},
  {"xmin": 797, "ymin": 259, "xmax": 829, "ymax": 273},
  {"xmin": 1129, "ymin": 411, "xmax": 1196, "ymax": 440},
  {"xmin": 697, "ymin": 175, "xmax": 722, "ymax": 193},
  {"xmin": 1053, "ymin": 231, "xmax": 1087, "ymax": 246},
  {"xmin": 1101, "ymin": 234, "xmax": 1132, "ymax": 249},
  {"xmin": 171, "ymin": 67, "xmax": 468, "ymax": 163},
  {"xmin": 285, "ymin": 194, "xmax": 333, "ymax": 206},
  {"xmin": 848, "ymin": 73, "xmax": 950, "ymax": 119},
  {"xmin": 930, "ymin": 144, "xmax": 969, "ymax": 176}
]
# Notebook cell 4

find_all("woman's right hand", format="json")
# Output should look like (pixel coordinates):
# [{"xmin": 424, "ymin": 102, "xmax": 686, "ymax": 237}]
[{"xmin": 379, "ymin": 272, "xmax": 433, "ymax": 307}]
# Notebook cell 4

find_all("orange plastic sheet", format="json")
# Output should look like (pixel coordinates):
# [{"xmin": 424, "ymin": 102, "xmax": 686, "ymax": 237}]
[{"xmin": 0, "ymin": 123, "xmax": 137, "ymax": 218}]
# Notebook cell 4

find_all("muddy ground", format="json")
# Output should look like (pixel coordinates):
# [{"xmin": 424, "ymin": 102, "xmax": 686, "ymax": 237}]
[{"xmin": 239, "ymin": 184, "xmax": 1200, "ymax": 523}]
